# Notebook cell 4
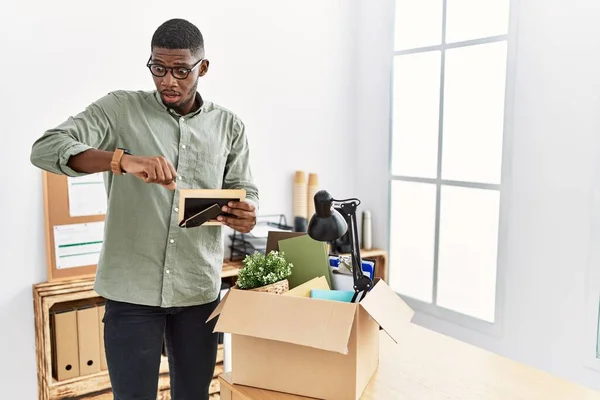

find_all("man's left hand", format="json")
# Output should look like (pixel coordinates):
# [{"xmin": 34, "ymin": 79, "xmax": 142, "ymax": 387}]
[{"xmin": 218, "ymin": 201, "xmax": 256, "ymax": 233}]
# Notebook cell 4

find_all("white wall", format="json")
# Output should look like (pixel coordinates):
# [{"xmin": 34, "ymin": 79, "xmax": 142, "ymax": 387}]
[
  {"xmin": 354, "ymin": 0, "xmax": 395, "ymax": 248},
  {"xmin": 0, "ymin": 1, "xmax": 357, "ymax": 397},
  {"xmin": 356, "ymin": 0, "xmax": 600, "ymax": 392}
]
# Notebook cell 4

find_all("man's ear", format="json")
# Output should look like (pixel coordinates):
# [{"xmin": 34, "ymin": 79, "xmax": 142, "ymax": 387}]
[{"xmin": 199, "ymin": 60, "xmax": 210, "ymax": 77}]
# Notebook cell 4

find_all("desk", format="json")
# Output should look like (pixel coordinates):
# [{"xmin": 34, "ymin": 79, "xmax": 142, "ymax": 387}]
[
  {"xmin": 221, "ymin": 259, "xmax": 243, "ymax": 279},
  {"xmin": 218, "ymin": 323, "xmax": 600, "ymax": 400}
]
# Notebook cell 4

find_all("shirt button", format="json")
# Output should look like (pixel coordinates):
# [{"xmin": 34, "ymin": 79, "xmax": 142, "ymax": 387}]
[
  {"xmin": 169, "ymin": 239, "xmax": 175, "ymax": 244},
  {"xmin": 178, "ymin": 176, "xmax": 183, "ymax": 180},
  {"xmin": 181, "ymin": 144, "xmax": 186, "ymax": 149},
  {"xmin": 180, "ymin": 117, "xmax": 185, "ymax": 122},
  {"xmin": 174, "ymin": 207, "xmax": 179, "ymax": 212},
  {"xmin": 166, "ymin": 269, "xmax": 171, "ymax": 274}
]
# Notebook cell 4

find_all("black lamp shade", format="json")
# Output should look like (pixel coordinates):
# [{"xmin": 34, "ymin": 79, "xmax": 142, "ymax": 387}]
[{"xmin": 307, "ymin": 190, "xmax": 348, "ymax": 241}]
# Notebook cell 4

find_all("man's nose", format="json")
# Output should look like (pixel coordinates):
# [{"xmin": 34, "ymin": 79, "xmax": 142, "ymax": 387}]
[{"xmin": 161, "ymin": 71, "xmax": 177, "ymax": 87}]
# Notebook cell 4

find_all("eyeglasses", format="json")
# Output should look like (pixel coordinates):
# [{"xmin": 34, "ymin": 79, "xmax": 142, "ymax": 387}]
[{"xmin": 146, "ymin": 56, "xmax": 204, "ymax": 80}]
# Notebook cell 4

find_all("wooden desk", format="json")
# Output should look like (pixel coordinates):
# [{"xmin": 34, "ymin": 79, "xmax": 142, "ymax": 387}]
[
  {"xmin": 218, "ymin": 323, "xmax": 600, "ymax": 400},
  {"xmin": 221, "ymin": 259, "xmax": 243, "ymax": 279}
]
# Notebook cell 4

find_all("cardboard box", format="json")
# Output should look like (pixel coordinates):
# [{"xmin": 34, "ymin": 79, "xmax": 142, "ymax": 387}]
[{"xmin": 208, "ymin": 278, "xmax": 414, "ymax": 400}]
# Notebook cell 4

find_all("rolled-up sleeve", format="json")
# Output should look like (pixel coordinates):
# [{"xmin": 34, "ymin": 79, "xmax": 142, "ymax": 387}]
[
  {"xmin": 223, "ymin": 118, "xmax": 260, "ymax": 210},
  {"xmin": 30, "ymin": 92, "xmax": 120, "ymax": 177}
]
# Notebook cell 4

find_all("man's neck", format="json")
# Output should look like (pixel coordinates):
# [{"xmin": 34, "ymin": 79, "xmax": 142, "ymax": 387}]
[
  {"xmin": 184, "ymin": 92, "xmax": 202, "ymax": 115},
  {"xmin": 177, "ymin": 97, "xmax": 197, "ymax": 116}
]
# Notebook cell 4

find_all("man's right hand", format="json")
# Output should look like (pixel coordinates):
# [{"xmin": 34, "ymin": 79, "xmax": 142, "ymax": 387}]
[{"xmin": 120, "ymin": 155, "xmax": 177, "ymax": 190}]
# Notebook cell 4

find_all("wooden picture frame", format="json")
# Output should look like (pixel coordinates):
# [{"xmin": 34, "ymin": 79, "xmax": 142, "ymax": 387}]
[{"xmin": 178, "ymin": 189, "xmax": 246, "ymax": 227}]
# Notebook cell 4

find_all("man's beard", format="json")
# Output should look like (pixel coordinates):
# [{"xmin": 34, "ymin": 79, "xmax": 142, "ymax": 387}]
[{"xmin": 163, "ymin": 78, "xmax": 199, "ymax": 114}]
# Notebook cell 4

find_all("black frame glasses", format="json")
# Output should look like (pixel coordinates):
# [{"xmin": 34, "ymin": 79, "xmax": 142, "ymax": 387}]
[{"xmin": 146, "ymin": 56, "xmax": 204, "ymax": 80}]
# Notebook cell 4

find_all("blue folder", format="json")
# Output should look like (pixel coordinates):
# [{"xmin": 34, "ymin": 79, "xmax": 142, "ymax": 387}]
[{"xmin": 310, "ymin": 289, "xmax": 355, "ymax": 303}]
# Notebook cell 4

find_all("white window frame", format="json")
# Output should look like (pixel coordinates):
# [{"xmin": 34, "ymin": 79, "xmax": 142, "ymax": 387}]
[
  {"xmin": 387, "ymin": 0, "xmax": 520, "ymax": 336},
  {"xmin": 583, "ymin": 187, "xmax": 600, "ymax": 371}
]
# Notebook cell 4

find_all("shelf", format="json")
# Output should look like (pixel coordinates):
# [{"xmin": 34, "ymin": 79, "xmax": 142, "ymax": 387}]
[{"xmin": 34, "ymin": 260, "xmax": 239, "ymax": 400}]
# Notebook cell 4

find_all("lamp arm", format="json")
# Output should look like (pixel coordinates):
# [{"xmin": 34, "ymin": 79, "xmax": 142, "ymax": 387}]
[
  {"xmin": 348, "ymin": 209, "xmax": 364, "ymax": 282},
  {"xmin": 337, "ymin": 199, "xmax": 372, "ymax": 300}
]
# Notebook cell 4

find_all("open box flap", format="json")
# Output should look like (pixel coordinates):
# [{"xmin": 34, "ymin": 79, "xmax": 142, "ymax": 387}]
[
  {"xmin": 359, "ymin": 279, "xmax": 414, "ymax": 343},
  {"xmin": 210, "ymin": 288, "xmax": 357, "ymax": 354},
  {"xmin": 207, "ymin": 289, "xmax": 231, "ymax": 322}
]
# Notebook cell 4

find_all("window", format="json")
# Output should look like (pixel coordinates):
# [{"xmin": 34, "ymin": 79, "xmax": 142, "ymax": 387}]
[
  {"xmin": 388, "ymin": 0, "xmax": 511, "ymax": 324},
  {"xmin": 583, "ymin": 272, "xmax": 600, "ymax": 371},
  {"xmin": 583, "ymin": 196, "xmax": 600, "ymax": 370},
  {"xmin": 597, "ymin": 303, "xmax": 600, "ymax": 358}
]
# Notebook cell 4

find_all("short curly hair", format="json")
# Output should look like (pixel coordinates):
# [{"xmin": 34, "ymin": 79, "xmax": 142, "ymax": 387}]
[{"xmin": 151, "ymin": 18, "xmax": 204, "ymax": 56}]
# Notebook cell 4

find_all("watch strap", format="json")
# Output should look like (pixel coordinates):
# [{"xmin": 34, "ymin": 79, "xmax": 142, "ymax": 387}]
[{"xmin": 110, "ymin": 148, "xmax": 131, "ymax": 175}]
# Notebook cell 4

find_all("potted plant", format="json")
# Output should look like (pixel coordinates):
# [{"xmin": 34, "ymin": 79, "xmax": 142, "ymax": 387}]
[{"xmin": 236, "ymin": 250, "xmax": 293, "ymax": 294}]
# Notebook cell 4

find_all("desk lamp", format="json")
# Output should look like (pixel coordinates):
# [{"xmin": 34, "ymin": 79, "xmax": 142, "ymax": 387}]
[{"xmin": 307, "ymin": 190, "xmax": 373, "ymax": 302}]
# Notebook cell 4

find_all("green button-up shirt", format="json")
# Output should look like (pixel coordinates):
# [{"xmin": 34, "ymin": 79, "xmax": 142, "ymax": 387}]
[{"xmin": 30, "ymin": 90, "xmax": 259, "ymax": 307}]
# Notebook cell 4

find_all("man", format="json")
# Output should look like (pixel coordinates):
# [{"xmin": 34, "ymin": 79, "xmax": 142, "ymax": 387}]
[{"xmin": 30, "ymin": 18, "xmax": 258, "ymax": 400}]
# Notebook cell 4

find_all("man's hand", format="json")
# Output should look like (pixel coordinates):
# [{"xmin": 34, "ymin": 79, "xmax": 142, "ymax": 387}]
[
  {"xmin": 218, "ymin": 201, "xmax": 256, "ymax": 233},
  {"xmin": 121, "ymin": 154, "xmax": 177, "ymax": 190}
]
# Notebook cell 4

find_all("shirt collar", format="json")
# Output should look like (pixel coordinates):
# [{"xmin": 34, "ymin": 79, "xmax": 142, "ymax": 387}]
[{"xmin": 153, "ymin": 90, "xmax": 204, "ymax": 117}]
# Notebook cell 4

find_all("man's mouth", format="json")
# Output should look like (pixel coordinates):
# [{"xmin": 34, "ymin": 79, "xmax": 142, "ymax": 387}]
[{"xmin": 162, "ymin": 91, "xmax": 181, "ymax": 103}]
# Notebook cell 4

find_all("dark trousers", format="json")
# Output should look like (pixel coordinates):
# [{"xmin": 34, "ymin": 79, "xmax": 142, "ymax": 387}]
[{"xmin": 102, "ymin": 297, "xmax": 219, "ymax": 400}]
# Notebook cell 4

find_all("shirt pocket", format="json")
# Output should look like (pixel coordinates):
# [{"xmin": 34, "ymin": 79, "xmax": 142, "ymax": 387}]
[{"xmin": 193, "ymin": 150, "xmax": 227, "ymax": 189}]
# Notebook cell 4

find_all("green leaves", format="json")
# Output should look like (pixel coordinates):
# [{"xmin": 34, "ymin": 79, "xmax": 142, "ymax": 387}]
[{"xmin": 236, "ymin": 250, "xmax": 293, "ymax": 290}]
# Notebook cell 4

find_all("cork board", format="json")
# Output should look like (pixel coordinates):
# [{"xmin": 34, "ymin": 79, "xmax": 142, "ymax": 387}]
[{"xmin": 42, "ymin": 171, "xmax": 106, "ymax": 281}]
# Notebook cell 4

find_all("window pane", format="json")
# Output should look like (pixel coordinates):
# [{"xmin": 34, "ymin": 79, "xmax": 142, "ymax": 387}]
[
  {"xmin": 389, "ymin": 181, "xmax": 437, "ymax": 302},
  {"xmin": 437, "ymin": 186, "xmax": 499, "ymax": 322},
  {"xmin": 391, "ymin": 52, "xmax": 441, "ymax": 178},
  {"xmin": 597, "ymin": 300, "xmax": 600, "ymax": 358},
  {"xmin": 394, "ymin": 0, "xmax": 443, "ymax": 50},
  {"xmin": 446, "ymin": 0, "xmax": 510, "ymax": 43},
  {"xmin": 441, "ymin": 41, "xmax": 507, "ymax": 184}
]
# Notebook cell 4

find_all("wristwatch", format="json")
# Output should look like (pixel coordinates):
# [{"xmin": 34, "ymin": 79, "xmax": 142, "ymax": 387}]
[{"xmin": 110, "ymin": 148, "xmax": 132, "ymax": 175}]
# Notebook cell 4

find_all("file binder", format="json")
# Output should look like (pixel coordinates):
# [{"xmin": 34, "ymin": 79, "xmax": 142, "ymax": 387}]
[
  {"xmin": 77, "ymin": 306, "xmax": 101, "ymax": 375},
  {"xmin": 52, "ymin": 309, "xmax": 80, "ymax": 380}
]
